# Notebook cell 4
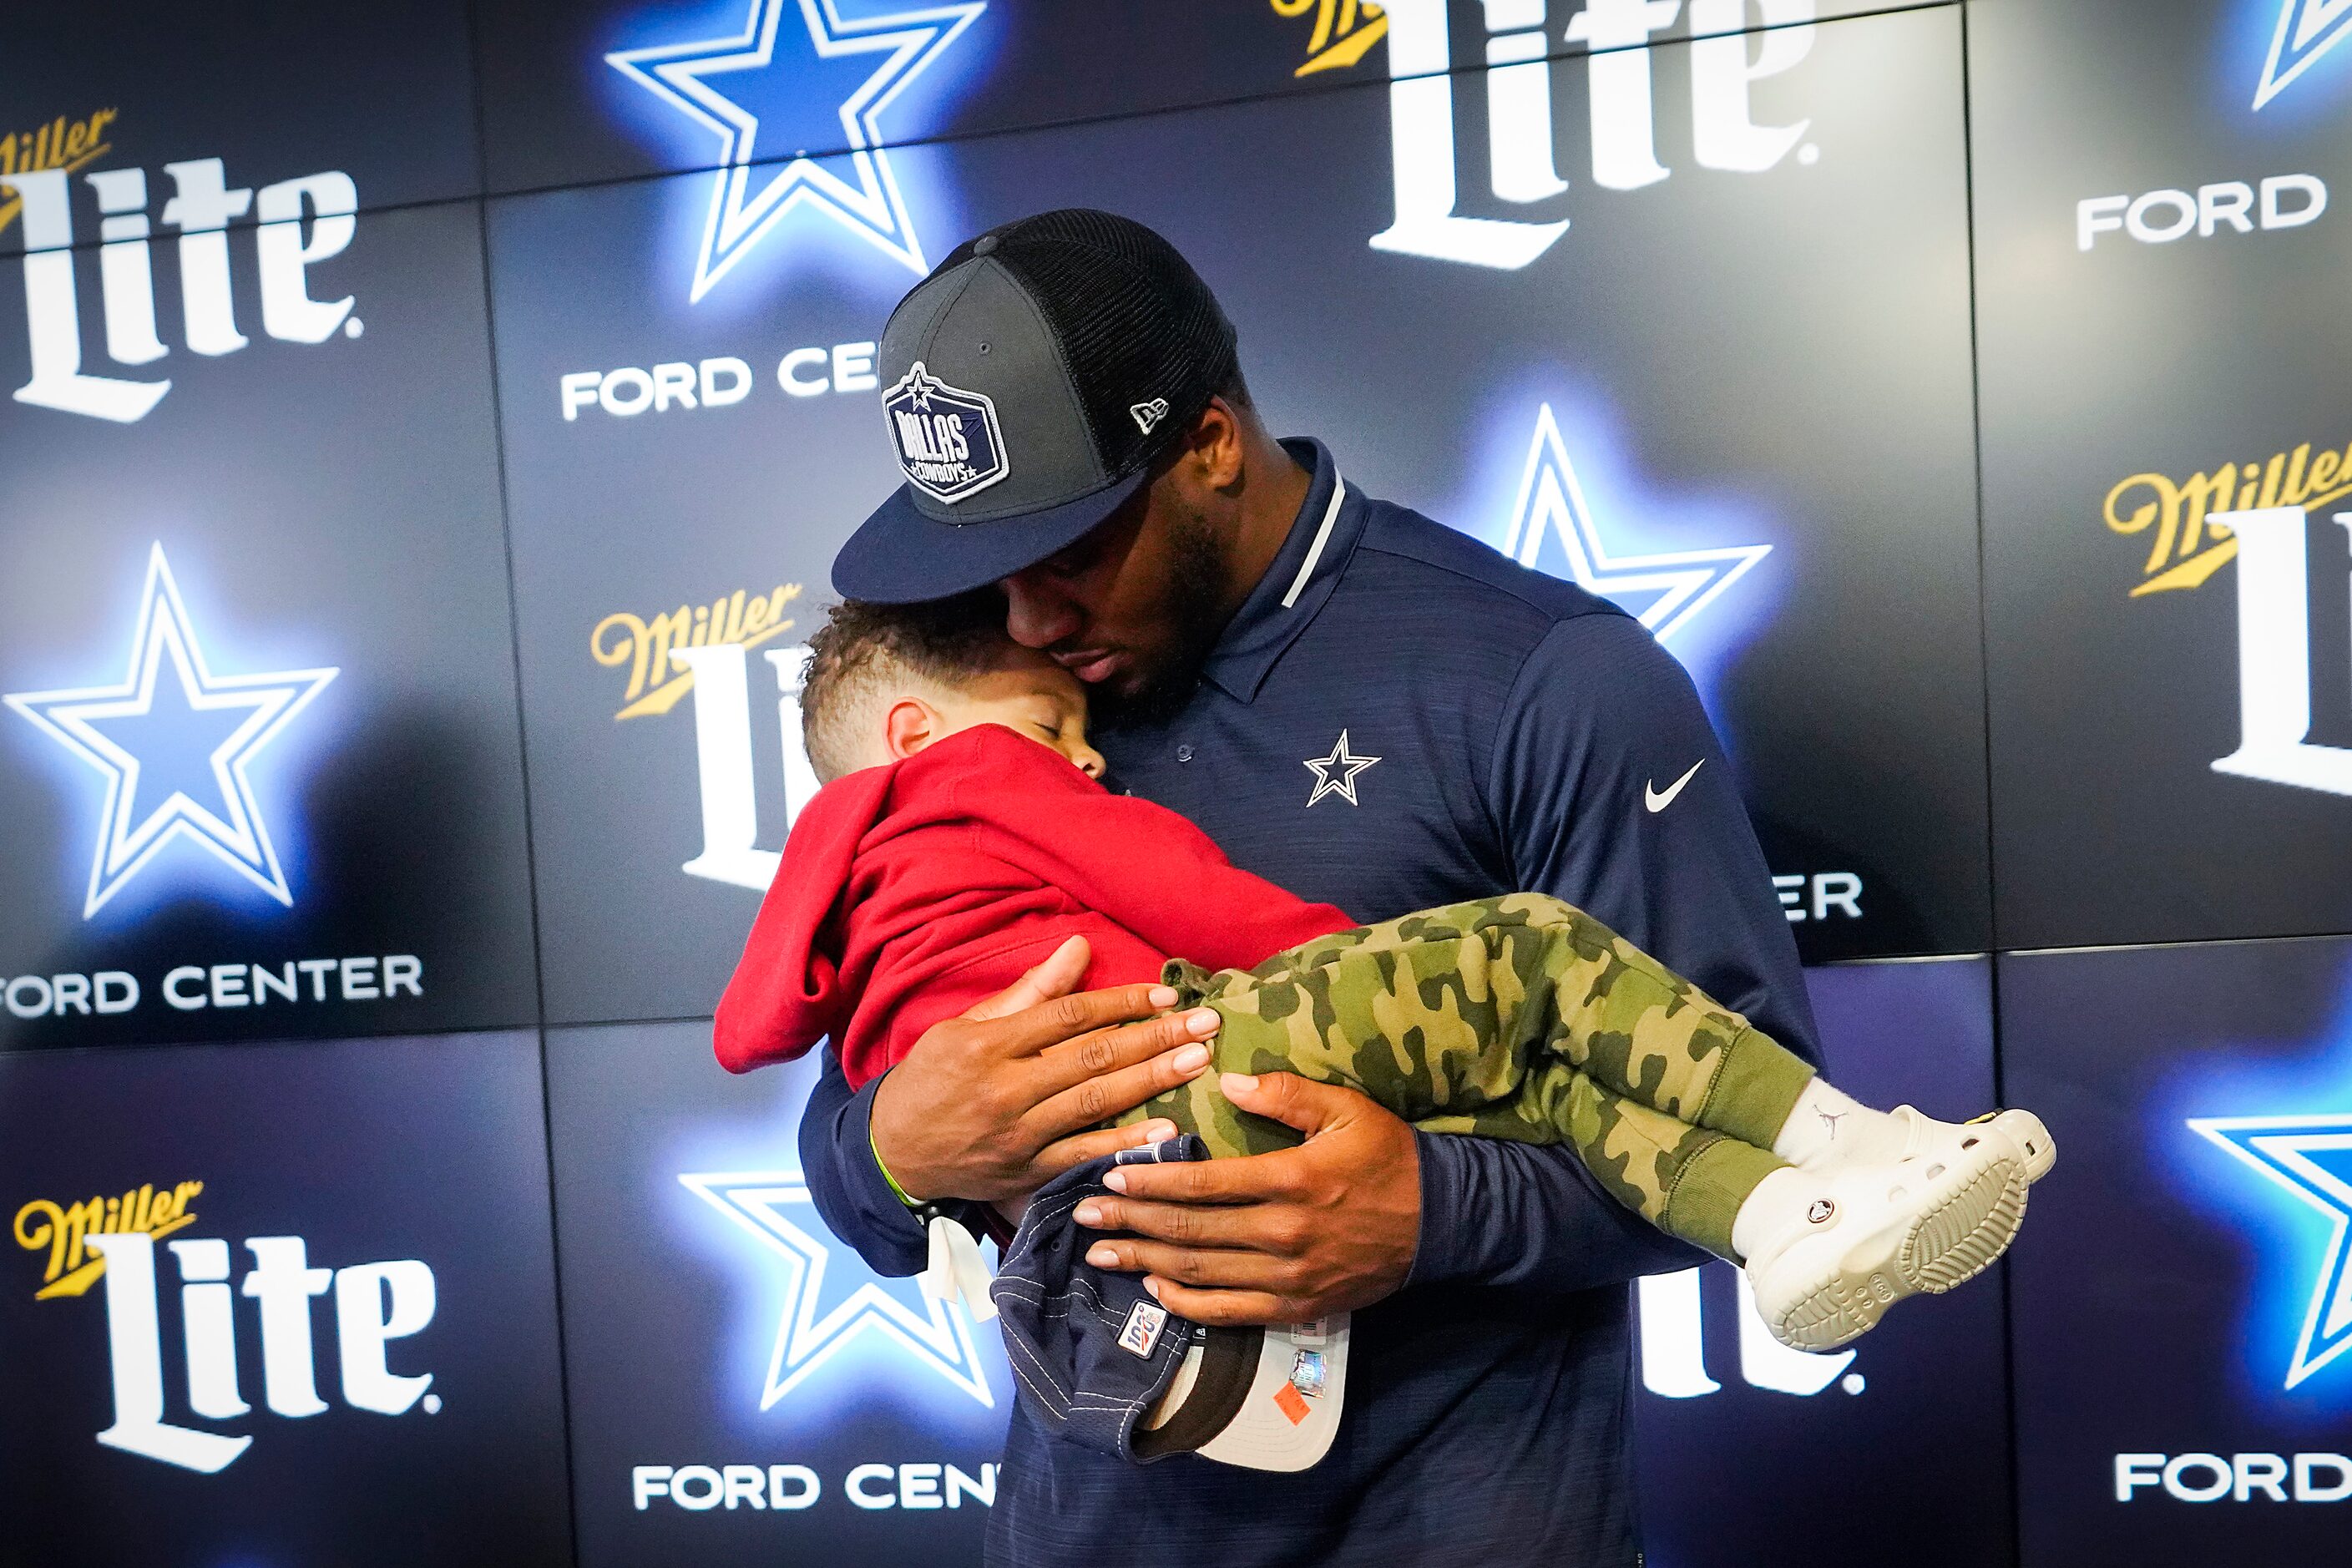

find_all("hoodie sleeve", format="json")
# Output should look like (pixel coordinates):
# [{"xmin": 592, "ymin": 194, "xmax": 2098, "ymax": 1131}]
[
  {"xmin": 954, "ymin": 727, "xmax": 1353, "ymax": 972},
  {"xmin": 713, "ymin": 766, "xmax": 895, "ymax": 1075}
]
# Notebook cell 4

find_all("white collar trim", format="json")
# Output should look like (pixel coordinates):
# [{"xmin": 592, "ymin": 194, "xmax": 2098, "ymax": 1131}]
[{"xmin": 1280, "ymin": 472, "xmax": 1347, "ymax": 609}]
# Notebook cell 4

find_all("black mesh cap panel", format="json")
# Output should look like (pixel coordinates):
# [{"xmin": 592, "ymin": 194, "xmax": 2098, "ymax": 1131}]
[{"xmin": 933, "ymin": 209, "xmax": 1239, "ymax": 479}]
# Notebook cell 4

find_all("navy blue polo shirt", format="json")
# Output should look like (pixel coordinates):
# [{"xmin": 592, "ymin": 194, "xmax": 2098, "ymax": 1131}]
[{"xmin": 799, "ymin": 438, "xmax": 1820, "ymax": 1566}]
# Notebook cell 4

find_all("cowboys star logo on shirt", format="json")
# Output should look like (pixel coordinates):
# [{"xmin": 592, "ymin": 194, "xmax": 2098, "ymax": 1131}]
[{"xmin": 885, "ymin": 361, "xmax": 1009, "ymax": 504}]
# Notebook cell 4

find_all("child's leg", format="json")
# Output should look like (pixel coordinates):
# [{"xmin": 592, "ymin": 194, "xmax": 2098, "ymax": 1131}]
[
  {"xmin": 1125, "ymin": 896, "xmax": 1797, "ymax": 1261},
  {"xmin": 1202, "ymin": 893, "xmax": 1818, "ymax": 1147},
  {"xmin": 1120, "ymin": 893, "xmax": 2055, "ymax": 1348},
  {"xmin": 1129, "ymin": 966, "xmax": 1778, "ymax": 1259},
  {"xmin": 1237, "ymin": 894, "xmax": 1941, "ymax": 1172},
  {"xmin": 1543, "ymin": 1067, "xmax": 1786, "ymax": 1262}
]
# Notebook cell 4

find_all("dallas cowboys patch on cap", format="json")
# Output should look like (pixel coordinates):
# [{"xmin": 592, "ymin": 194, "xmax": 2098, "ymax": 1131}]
[
  {"xmin": 989, "ymin": 1136, "xmax": 1351, "ymax": 1473},
  {"xmin": 884, "ymin": 362, "xmax": 1009, "ymax": 503},
  {"xmin": 834, "ymin": 209, "xmax": 1242, "ymax": 604}
]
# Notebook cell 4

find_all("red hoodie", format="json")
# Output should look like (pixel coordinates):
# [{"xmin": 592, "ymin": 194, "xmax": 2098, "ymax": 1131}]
[{"xmin": 715, "ymin": 723, "xmax": 1354, "ymax": 1090}]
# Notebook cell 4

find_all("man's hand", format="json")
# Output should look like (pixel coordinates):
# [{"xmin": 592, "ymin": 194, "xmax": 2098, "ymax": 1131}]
[
  {"xmin": 867, "ymin": 936, "xmax": 1222, "ymax": 1204},
  {"xmin": 1070, "ymin": 1071, "xmax": 1422, "ymax": 1326}
]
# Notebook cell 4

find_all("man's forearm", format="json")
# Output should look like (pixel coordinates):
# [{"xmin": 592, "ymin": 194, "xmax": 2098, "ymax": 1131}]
[
  {"xmin": 1407, "ymin": 1131, "xmax": 1702, "ymax": 1296},
  {"xmin": 797, "ymin": 1055, "xmax": 939, "ymax": 1277}
]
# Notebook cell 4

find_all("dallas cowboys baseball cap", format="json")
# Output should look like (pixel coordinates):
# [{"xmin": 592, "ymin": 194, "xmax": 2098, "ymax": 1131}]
[
  {"xmin": 989, "ymin": 1136, "xmax": 1351, "ymax": 1473},
  {"xmin": 832, "ymin": 209, "xmax": 1242, "ymax": 604}
]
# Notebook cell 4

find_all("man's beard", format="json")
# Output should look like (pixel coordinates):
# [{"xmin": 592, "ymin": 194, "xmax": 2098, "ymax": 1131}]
[{"xmin": 1090, "ymin": 511, "xmax": 1230, "ymax": 733}]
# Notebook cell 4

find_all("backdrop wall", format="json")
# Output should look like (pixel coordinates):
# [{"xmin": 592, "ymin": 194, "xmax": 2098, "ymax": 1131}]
[{"xmin": 3, "ymin": 2, "xmax": 2347, "ymax": 1563}]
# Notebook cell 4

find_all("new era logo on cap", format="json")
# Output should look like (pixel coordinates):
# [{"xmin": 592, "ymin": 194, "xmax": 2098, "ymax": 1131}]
[
  {"xmin": 1129, "ymin": 397, "xmax": 1170, "ymax": 433},
  {"xmin": 885, "ymin": 361, "xmax": 1009, "ymax": 503}
]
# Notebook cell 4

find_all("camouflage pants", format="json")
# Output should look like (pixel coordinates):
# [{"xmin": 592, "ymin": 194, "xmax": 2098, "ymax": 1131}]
[{"xmin": 1127, "ymin": 893, "xmax": 1815, "ymax": 1262}]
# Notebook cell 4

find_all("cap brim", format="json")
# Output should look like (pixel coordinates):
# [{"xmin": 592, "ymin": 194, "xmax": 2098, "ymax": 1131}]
[
  {"xmin": 831, "ymin": 468, "xmax": 1150, "ymax": 604},
  {"xmin": 1136, "ymin": 1314, "xmax": 1348, "ymax": 1473}
]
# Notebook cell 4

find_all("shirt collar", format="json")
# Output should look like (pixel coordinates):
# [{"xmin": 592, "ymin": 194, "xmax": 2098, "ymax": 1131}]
[{"xmin": 1199, "ymin": 438, "xmax": 1363, "ymax": 704}]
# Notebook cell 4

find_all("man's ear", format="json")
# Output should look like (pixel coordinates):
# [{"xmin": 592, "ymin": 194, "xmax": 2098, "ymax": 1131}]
[
  {"xmin": 883, "ymin": 696, "xmax": 942, "ymax": 761},
  {"xmin": 1186, "ymin": 397, "xmax": 1247, "ymax": 491}
]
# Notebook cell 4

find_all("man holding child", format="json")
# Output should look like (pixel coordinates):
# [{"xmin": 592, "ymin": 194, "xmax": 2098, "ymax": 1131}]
[{"xmin": 792, "ymin": 209, "xmax": 1822, "ymax": 1566}]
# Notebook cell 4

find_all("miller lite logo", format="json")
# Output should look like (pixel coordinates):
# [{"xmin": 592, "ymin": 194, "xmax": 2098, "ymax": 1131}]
[
  {"xmin": 17, "ymin": 1181, "xmax": 441, "ymax": 1474},
  {"xmin": 885, "ymin": 362, "xmax": 1009, "ymax": 503},
  {"xmin": 1343, "ymin": 0, "xmax": 1823, "ymax": 272},
  {"xmin": 1, "ymin": 155, "xmax": 360, "ymax": 424},
  {"xmin": 586, "ymin": 584, "xmax": 818, "ymax": 894},
  {"xmin": 2103, "ymin": 442, "xmax": 2352, "ymax": 800},
  {"xmin": 1638, "ymin": 1264, "xmax": 1862, "ymax": 1400}
]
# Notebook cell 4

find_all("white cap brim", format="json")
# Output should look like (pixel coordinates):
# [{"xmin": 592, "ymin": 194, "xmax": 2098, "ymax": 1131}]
[{"xmin": 1191, "ymin": 1312, "xmax": 1350, "ymax": 1472}]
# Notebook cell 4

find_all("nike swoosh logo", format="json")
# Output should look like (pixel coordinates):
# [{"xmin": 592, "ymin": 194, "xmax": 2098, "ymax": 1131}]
[{"xmin": 1644, "ymin": 760, "xmax": 1705, "ymax": 813}]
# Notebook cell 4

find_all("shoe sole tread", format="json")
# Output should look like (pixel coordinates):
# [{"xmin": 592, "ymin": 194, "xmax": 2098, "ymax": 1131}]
[{"xmin": 1768, "ymin": 1130, "xmax": 2039, "ymax": 1353}]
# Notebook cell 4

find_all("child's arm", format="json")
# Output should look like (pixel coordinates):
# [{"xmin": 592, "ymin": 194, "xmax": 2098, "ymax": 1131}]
[
  {"xmin": 1014, "ymin": 785, "xmax": 1356, "ymax": 970},
  {"xmin": 953, "ymin": 728, "xmax": 1355, "ymax": 971}
]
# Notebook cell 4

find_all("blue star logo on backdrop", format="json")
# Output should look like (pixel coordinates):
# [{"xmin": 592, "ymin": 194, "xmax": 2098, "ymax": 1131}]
[
  {"xmin": 3, "ymin": 544, "xmax": 336, "ymax": 919},
  {"xmin": 681, "ymin": 1169, "xmax": 995, "ymax": 1408},
  {"xmin": 1500, "ymin": 404, "xmax": 1771, "ymax": 645},
  {"xmin": 2188, "ymin": 1112, "xmax": 2352, "ymax": 1388},
  {"xmin": 2255, "ymin": 0, "xmax": 2352, "ymax": 109},
  {"xmin": 607, "ymin": 0, "xmax": 985, "ymax": 302}
]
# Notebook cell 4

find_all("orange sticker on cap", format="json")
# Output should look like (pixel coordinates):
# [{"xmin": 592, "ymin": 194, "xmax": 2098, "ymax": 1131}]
[{"xmin": 1273, "ymin": 1382, "xmax": 1311, "ymax": 1425}]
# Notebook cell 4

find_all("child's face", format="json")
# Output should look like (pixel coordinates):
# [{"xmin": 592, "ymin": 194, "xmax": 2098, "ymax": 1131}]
[{"xmin": 918, "ymin": 647, "xmax": 1106, "ymax": 780}]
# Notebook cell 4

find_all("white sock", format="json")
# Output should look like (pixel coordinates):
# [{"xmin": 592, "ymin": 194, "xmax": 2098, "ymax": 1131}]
[
  {"xmin": 1771, "ymin": 1078, "xmax": 1903, "ymax": 1169},
  {"xmin": 1730, "ymin": 1166, "xmax": 1821, "ymax": 1263}
]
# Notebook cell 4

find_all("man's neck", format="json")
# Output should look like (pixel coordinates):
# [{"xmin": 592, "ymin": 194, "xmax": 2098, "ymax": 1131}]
[{"xmin": 1220, "ymin": 432, "xmax": 1313, "ymax": 620}]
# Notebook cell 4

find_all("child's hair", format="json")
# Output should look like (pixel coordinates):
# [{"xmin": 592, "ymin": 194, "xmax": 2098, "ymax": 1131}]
[{"xmin": 798, "ymin": 592, "xmax": 1014, "ymax": 783}]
